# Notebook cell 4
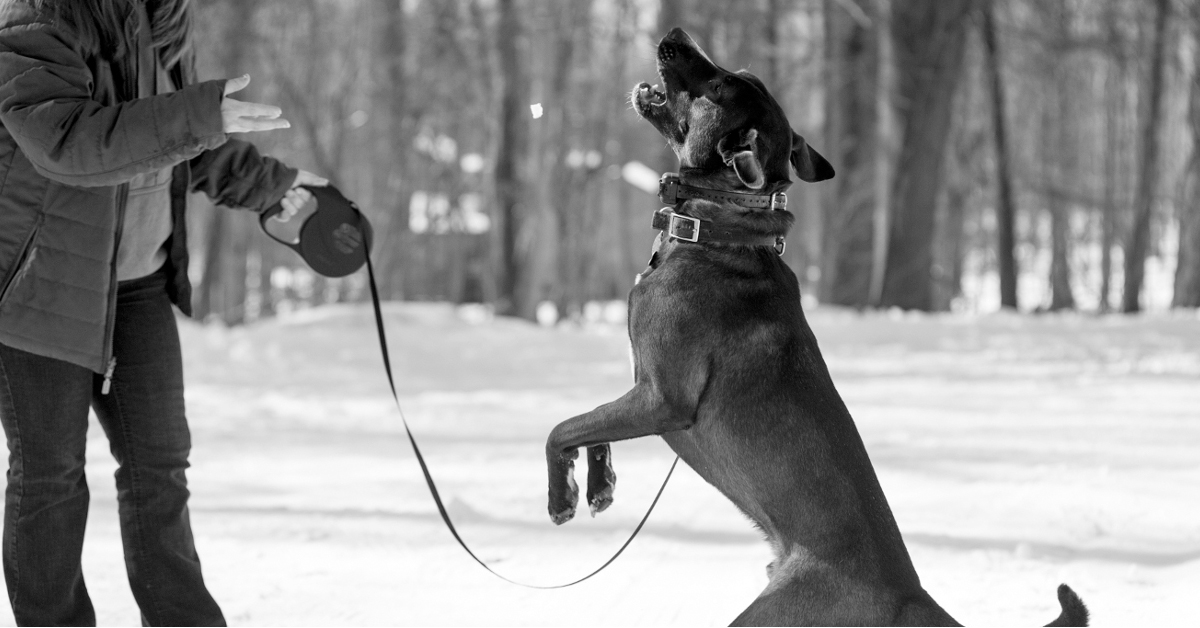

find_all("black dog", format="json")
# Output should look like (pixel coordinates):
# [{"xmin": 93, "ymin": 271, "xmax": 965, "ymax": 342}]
[{"xmin": 545, "ymin": 28, "xmax": 1088, "ymax": 626}]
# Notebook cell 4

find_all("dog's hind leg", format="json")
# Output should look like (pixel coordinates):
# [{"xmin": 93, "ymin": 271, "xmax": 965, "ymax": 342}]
[
  {"xmin": 546, "ymin": 382, "xmax": 699, "ymax": 524},
  {"xmin": 585, "ymin": 444, "xmax": 616, "ymax": 515}
]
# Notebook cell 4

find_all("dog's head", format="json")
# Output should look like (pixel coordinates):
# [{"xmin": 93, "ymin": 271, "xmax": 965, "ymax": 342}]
[{"xmin": 632, "ymin": 28, "xmax": 834, "ymax": 192}]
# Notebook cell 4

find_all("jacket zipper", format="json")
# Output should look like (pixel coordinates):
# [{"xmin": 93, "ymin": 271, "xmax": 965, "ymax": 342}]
[
  {"xmin": 101, "ymin": 31, "xmax": 140, "ymax": 391},
  {"xmin": 0, "ymin": 216, "xmax": 44, "ymax": 308},
  {"xmin": 101, "ymin": 357, "xmax": 117, "ymax": 394},
  {"xmin": 101, "ymin": 182, "xmax": 129, "ymax": 393}
]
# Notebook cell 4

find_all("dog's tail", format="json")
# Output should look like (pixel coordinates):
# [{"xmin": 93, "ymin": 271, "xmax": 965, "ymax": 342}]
[{"xmin": 1044, "ymin": 584, "xmax": 1089, "ymax": 627}]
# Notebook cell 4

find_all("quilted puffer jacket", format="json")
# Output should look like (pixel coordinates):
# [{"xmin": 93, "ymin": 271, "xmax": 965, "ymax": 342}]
[{"xmin": 0, "ymin": 0, "xmax": 296, "ymax": 373}]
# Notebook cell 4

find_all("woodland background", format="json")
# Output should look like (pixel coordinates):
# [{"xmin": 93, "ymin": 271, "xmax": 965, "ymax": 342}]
[{"xmin": 185, "ymin": 0, "xmax": 1200, "ymax": 323}]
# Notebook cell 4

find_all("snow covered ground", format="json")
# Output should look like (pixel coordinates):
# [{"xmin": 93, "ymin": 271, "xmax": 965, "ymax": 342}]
[{"xmin": 2, "ymin": 303, "xmax": 1196, "ymax": 626}]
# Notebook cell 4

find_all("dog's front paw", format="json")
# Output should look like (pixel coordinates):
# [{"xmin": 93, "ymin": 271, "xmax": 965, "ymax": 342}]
[
  {"xmin": 588, "ymin": 484, "xmax": 614, "ymax": 517},
  {"xmin": 550, "ymin": 504, "xmax": 576, "ymax": 525},
  {"xmin": 547, "ymin": 461, "xmax": 579, "ymax": 525},
  {"xmin": 586, "ymin": 445, "xmax": 617, "ymax": 516}
]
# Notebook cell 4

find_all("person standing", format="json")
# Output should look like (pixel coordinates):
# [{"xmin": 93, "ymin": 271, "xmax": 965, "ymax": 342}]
[{"xmin": 0, "ymin": 0, "xmax": 324, "ymax": 624}]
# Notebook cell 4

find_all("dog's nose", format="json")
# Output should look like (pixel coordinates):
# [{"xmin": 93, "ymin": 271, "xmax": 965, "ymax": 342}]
[{"xmin": 664, "ymin": 27, "xmax": 688, "ymax": 42}]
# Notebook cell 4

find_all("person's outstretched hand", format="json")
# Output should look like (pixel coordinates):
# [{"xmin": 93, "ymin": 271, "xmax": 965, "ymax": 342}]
[
  {"xmin": 221, "ymin": 75, "xmax": 290, "ymax": 134},
  {"xmin": 276, "ymin": 170, "xmax": 330, "ymax": 222}
]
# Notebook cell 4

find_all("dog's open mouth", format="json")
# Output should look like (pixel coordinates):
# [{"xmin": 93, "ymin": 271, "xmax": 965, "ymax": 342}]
[{"xmin": 633, "ymin": 82, "xmax": 667, "ymax": 113}]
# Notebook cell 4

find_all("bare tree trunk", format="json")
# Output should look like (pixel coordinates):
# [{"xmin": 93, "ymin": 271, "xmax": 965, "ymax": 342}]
[
  {"xmin": 880, "ymin": 0, "xmax": 975, "ymax": 311},
  {"xmin": 935, "ymin": 181, "xmax": 969, "ymax": 311},
  {"xmin": 1122, "ymin": 0, "xmax": 1169, "ymax": 313},
  {"xmin": 493, "ymin": 0, "xmax": 531, "ymax": 317},
  {"xmin": 374, "ymin": 0, "xmax": 411, "ymax": 300},
  {"xmin": 818, "ymin": 0, "xmax": 843, "ymax": 305},
  {"xmin": 1174, "ymin": 4, "xmax": 1200, "ymax": 308},
  {"xmin": 867, "ymin": 0, "xmax": 895, "ymax": 308},
  {"xmin": 1045, "ymin": 0, "xmax": 1075, "ymax": 312},
  {"xmin": 933, "ymin": 36, "xmax": 984, "ymax": 313},
  {"xmin": 1048, "ymin": 214, "xmax": 1076, "ymax": 309},
  {"xmin": 1100, "ymin": 66, "xmax": 1119, "ymax": 311},
  {"xmin": 1048, "ymin": 191, "xmax": 1077, "ymax": 311},
  {"xmin": 1098, "ymin": 0, "xmax": 1128, "ymax": 313},
  {"xmin": 1174, "ymin": 151, "xmax": 1200, "ymax": 308},
  {"xmin": 980, "ymin": 0, "xmax": 1018, "ymax": 310},
  {"xmin": 820, "ymin": 0, "xmax": 876, "ymax": 307}
]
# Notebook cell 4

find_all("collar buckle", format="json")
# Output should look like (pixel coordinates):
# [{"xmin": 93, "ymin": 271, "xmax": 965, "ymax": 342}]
[
  {"xmin": 658, "ymin": 172, "xmax": 681, "ymax": 205},
  {"xmin": 667, "ymin": 212, "xmax": 701, "ymax": 243},
  {"xmin": 770, "ymin": 191, "xmax": 787, "ymax": 210}
]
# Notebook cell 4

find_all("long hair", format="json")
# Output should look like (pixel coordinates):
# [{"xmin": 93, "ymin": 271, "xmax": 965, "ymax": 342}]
[
  {"xmin": 145, "ymin": 0, "xmax": 193, "ymax": 68},
  {"xmin": 45, "ymin": 0, "xmax": 193, "ymax": 67}
]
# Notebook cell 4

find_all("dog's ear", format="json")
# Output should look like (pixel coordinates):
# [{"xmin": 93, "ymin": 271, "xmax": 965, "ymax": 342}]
[
  {"xmin": 790, "ymin": 131, "xmax": 835, "ymax": 182},
  {"xmin": 717, "ymin": 129, "xmax": 765, "ymax": 189}
]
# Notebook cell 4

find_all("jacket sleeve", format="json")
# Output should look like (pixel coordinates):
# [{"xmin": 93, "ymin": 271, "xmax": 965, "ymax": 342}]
[
  {"xmin": 188, "ymin": 138, "xmax": 297, "ymax": 212},
  {"xmin": 0, "ymin": 11, "xmax": 229, "ymax": 188}
]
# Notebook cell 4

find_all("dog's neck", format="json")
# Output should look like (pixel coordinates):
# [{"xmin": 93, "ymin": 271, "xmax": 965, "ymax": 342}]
[
  {"xmin": 678, "ymin": 166, "xmax": 793, "ymax": 197},
  {"xmin": 671, "ymin": 169, "xmax": 795, "ymax": 238}
]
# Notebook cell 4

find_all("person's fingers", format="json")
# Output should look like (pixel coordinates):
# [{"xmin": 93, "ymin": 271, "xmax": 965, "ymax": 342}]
[
  {"xmin": 226, "ymin": 98, "xmax": 283, "ymax": 120},
  {"xmin": 227, "ymin": 117, "xmax": 291, "ymax": 134},
  {"xmin": 292, "ymin": 170, "xmax": 329, "ymax": 188},
  {"xmin": 279, "ymin": 192, "xmax": 300, "ymax": 220},
  {"xmin": 278, "ymin": 187, "xmax": 313, "ymax": 221},
  {"xmin": 285, "ymin": 188, "xmax": 311, "ymax": 212},
  {"xmin": 221, "ymin": 96, "xmax": 289, "ymax": 134},
  {"xmin": 224, "ymin": 74, "xmax": 250, "ymax": 97}
]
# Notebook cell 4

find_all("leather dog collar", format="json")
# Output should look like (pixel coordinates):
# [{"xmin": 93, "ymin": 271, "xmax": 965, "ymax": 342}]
[
  {"xmin": 658, "ymin": 172, "xmax": 787, "ymax": 211},
  {"xmin": 652, "ymin": 208, "xmax": 786, "ymax": 255}
]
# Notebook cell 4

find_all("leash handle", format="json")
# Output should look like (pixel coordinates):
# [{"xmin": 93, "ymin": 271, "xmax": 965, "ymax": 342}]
[{"xmin": 361, "ymin": 227, "xmax": 677, "ymax": 589}]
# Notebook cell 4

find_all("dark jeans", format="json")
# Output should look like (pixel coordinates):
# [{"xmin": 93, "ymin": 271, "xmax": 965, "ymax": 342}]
[{"xmin": 0, "ymin": 267, "xmax": 224, "ymax": 626}]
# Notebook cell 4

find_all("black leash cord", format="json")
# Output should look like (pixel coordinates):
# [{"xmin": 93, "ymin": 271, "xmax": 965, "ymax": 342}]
[{"xmin": 362, "ymin": 236, "xmax": 678, "ymax": 589}]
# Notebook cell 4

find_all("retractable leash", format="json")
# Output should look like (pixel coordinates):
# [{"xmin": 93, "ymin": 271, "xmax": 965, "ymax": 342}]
[{"xmin": 262, "ymin": 185, "xmax": 678, "ymax": 589}]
